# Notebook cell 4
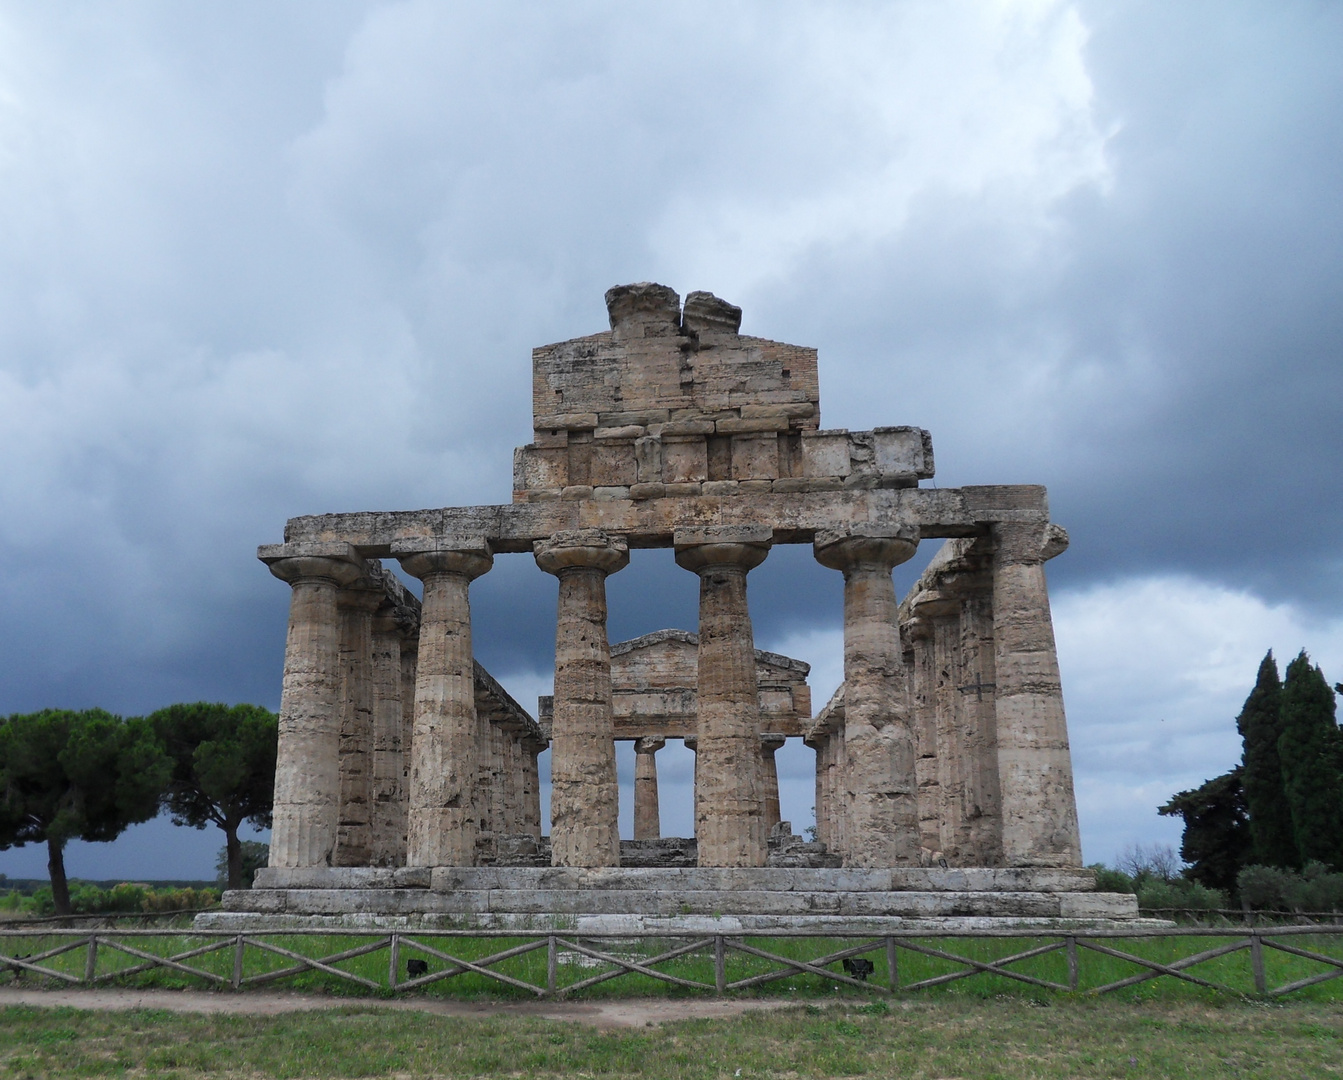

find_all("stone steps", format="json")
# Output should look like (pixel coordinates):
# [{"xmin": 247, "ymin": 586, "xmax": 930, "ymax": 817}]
[{"xmin": 227, "ymin": 887, "xmax": 1136, "ymax": 920}]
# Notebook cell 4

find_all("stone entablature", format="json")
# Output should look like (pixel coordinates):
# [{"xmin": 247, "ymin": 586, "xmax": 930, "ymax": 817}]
[
  {"xmin": 257, "ymin": 282, "xmax": 1083, "ymax": 877},
  {"xmin": 607, "ymin": 629, "xmax": 811, "ymax": 740}
]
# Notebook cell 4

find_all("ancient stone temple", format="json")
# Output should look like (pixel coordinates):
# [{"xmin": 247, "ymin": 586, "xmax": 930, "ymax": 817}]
[{"xmin": 207, "ymin": 282, "xmax": 1141, "ymax": 932}]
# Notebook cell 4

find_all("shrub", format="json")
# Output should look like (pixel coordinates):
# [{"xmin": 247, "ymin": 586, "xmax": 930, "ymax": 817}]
[
  {"xmin": 1090, "ymin": 864, "xmax": 1135, "ymax": 894},
  {"xmin": 1136, "ymin": 878, "xmax": 1226, "ymax": 912},
  {"xmin": 1239, "ymin": 864, "xmax": 1296, "ymax": 910}
]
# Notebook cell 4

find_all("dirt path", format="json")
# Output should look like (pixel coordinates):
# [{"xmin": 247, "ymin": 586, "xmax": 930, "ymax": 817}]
[{"xmin": 0, "ymin": 987, "xmax": 799, "ymax": 1029}]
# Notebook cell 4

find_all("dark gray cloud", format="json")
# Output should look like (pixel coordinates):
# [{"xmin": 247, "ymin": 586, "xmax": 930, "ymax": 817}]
[{"xmin": 2, "ymin": 2, "xmax": 1340, "ymax": 879}]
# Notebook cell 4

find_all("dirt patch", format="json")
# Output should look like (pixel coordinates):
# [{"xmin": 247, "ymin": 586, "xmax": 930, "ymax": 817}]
[{"xmin": 0, "ymin": 987, "xmax": 796, "ymax": 1028}]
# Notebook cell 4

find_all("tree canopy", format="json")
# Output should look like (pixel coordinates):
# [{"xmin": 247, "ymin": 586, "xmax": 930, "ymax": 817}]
[
  {"xmin": 1235, "ymin": 652, "xmax": 1295, "ymax": 868},
  {"xmin": 1157, "ymin": 766, "xmax": 1250, "ymax": 893},
  {"xmin": 1277, "ymin": 651, "xmax": 1343, "ymax": 869},
  {"xmin": 150, "ymin": 702, "xmax": 277, "ymax": 891},
  {"xmin": 0, "ymin": 709, "xmax": 169, "ymax": 914}
]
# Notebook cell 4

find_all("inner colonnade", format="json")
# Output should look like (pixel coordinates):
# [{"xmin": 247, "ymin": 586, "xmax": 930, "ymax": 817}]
[{"xmin": 258, "ymin": 282, "xmax": 1083, "ymax": 876}]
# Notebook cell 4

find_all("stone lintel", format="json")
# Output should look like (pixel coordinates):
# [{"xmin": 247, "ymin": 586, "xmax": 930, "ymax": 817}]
[{"xmin": 278, "ymin": 487, "xmax": 1052, "ymax": 555}]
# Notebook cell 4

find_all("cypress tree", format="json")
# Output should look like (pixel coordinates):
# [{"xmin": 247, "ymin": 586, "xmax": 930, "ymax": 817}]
[
  {"xmin": 1157, "ymin": 766, "xmax": 1250, "ymax": 893},
  {"xmin": 1237, "ymin": 651, "xmax": 1296, "ymax": 868},
  {"xmin": 1278, "ymin": 651, "xmax": 1343, "ymax": 870}
]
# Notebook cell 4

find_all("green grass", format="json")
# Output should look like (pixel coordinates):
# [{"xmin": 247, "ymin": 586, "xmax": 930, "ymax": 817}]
[
  {"xmin": 2, "ymin": 931, "xmax": 1342, "ymax": 1002},
  {"xmin": 0, "ymin": 997, "xmax": 1339, "ymax": 1078}
]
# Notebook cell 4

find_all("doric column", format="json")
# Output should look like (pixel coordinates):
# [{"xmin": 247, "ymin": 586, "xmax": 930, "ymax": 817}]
[
  {"xmin": 804, "ymin": 730, "xmax": 829, "ymax": 847},
  {"xmin": 368, "ymin": 603, "xmax": 406, "ymax": 867},
  {"xmin": 633, "ymin": 736, "xmax": 666, "ymax": 840},
  {"xmin": 535, "ymin": 529, "xmax": 629, "ymax": 868},
  {"xmin": 909, "ymin": 590, "xmax": 968, "ymax": 863},
  {"xmin": 903, "ymin": 616, "xmax": 943, "ymax": 857},
  {"xmin": 815, "ymin": 526, "xmax": 921, "ymax": 867},
  {"xmin": 334, "ymin": 584, "xmax": 382, "ymax": 867},
  {"xmin": 760, "ymin": 734, "xmax": 787, "ymax": 831},
  {"xmin": 262, "ymin": 544, "xmax": 364, "ymax": 868},
  {"xmin": 395, "ymin": 538, "xmax": 493, "ymax": 868},
  {"xmin": 675, "ymin": 525, "xmax": 771, "ymax": 868},
  {"xmin": 683, "ymin": 734, "xmax": 699, "ymax": 828},
  {"xmin": 991, "ymin": 522, "xmax": 1082, "ymax": 867},
  {"xmin": 521, "ymin": 735, "xmax": 544, "ymax": 837},
  {"xmin": 941, "ymin": 568, "xmax": 1003, "ymax": 866},
  {"xmin": 397, "ymin": 611, "xmax": 419, "ymax": 856}
]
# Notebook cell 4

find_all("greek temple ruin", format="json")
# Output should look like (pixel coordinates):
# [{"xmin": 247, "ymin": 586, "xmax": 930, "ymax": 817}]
[{"xmin": 209, "ymin": 282, "xmax": 1142, "ymax": 931}]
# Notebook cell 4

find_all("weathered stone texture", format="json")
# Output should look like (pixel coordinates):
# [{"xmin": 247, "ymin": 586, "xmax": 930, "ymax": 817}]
[
  {"xmin": 536, "ymin": 529, "xmax": 628, "ymax": 867},
  {"xmin": 676, "ymin": 528, "xmax": 772, "ymax": 867},
  {"xmin": 633, "ymin": 736, "xmax": 665, "ymax": 840}
]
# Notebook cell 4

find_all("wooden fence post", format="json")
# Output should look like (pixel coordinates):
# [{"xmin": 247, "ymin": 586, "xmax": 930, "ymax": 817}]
[
  {"xmin": 84, "ymin": 935, "xmax": 98, "ymax": 983},
  {"xmin": 1250, "ymin": 933, "xmax": 1266, "ymax": 995},
  {"xmin": 232, "ymin": 935, "xmax": 245, "ymax": 990},
  {"xmin": 1066, "ymin": 936, "xmax": 1078, "ymax": 991},
  {"xmin": 546, "ymin": 935, "xmax": 557, "ymax": 995},
  {"xmin": 886, "ymin": 937, "xmax": 898, "ymax": 992},
  {"xmin": 714, "ymin": 935, "xmax": 726, "ymax": 995},
  {"xmin": 389, "ymin": 933, "xmax": 401, "ymax": 991}
]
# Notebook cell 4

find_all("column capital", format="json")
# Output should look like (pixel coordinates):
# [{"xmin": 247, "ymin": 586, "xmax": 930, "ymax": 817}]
[
  {"xmin": 534, "ymin": 529, "xmax": 629, "ymax": 576},
  {"xmin": 908, "ymin": 588, "xmax": 960, "ymax": 620},
  {"xmin": 395, "ymin": 537, "xmax": 493, "ymax": 582},
  {"xmin": 814, "ymin": 525, "xmax": 919, "ymax": 573},
  {"xmin": 267, "ymin": 555, "xmax": 366, "ymax": 589},
  {"xmin": 991, "ymin": 521, "xmax": 1069, "ymax": 564},
  {"xmin": 760, "ymin": 733, "xmax": 787, "ymax": 753},
  {"xmin": 337, "ymin": 584, "xmax": 386, "ymax": 614},
  {"xmin": 674, "ymin": 525, "xmax": 771, "ymax": 575},
  {"xmin": 634, "ymin": 736, "xmax": 666, "ymax": 754}
]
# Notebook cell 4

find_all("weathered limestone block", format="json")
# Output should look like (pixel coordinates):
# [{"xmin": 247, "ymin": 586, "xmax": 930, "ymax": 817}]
[
  {"xmin": 992, "ymin": 522, "xmax": 1082, "ymax": 868},
  {"xmin": 802, "ymin": 431, "xmax": 851, "ymax": 477},
  {"xmin": 395, "ymin": 539, "xmax": 494, "ymax": 867},
  {"xmin": 815, "ymin": 526, "xmax": 921, "ymax": 867},
  {"xmin": 903, "ymin": 615, "xmax": 944, "ymax": 857},
  {"xmin": 535, "ymin": 529, "xmax": 629, "ymax": 867},
  {"xmin": 675, "ymin": 525, "xmax": 772, "ymax": 867},
  {"xmin": 633, "ymin": 736, "xmax": 666, "ymax": 841},
  {"xmin": 262, "ymin": 545, "xmax": 365, "ymax": 868}
]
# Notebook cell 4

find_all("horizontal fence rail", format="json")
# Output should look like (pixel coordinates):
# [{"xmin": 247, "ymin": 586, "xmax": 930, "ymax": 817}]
[{"xmin": 0, "ymin": 927, "xmax": 1340, "ymax": 1000}]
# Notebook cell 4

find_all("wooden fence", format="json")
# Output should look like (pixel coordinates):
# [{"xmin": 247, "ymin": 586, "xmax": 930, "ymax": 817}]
[{"xmin": 1, "ymin": 926, "xmax": 1340, "ymax": 1000}]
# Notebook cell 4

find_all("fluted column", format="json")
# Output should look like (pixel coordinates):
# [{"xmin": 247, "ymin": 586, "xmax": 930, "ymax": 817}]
[
  {"xmin": 904, "ymin": 616, "xmax": 943, "ymax": 857},
  {"xmin": 396, "ymin": 539, "xmax": 493, "ymax": 868},
  {"xmin": 760, "ymin": 734, "xmax": 786, "ymax": 830},
  {"xmin": 992, "ymin": 522, "xmax": 1082, "ymax": 867},
  {"xmin": 633, "ymin": 736, "xmax": 666, "ymax": 840},
  {"xmin": 521, "ymin": 736, "xmax": 544, "ymax": 838},
  {"xmin": 815, "ymin": 526, "xmax": 921, "ymax": 867},
  {"xmin": 368, "ymin": 604, "xmax": 406, "ymax": 867},
  {"xmin": 333, "ymin": 585, "xmax": 382, "ymax": 867},
  {"xmin": 535, "ymin": 529, "xmax": 629, "ymax": 867},
  {"xmin": 675, "ymin": 525, "xmax": 771, "ymax": 867},
  {"xmin": 397, "ymin": 614, "xmax": 419, "ymax": 856},
  {"xmin": 263, "ymin": 546, "xmax": 364, "ymax": 868}
]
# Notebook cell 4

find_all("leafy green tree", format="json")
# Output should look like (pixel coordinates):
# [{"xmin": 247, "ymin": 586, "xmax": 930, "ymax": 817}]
[
  {"xmin": 215, "ymin": 840, "xmax": 270, "ymax": 890},
  {"xmin": 1157, "ymin": 766, "xmax": 1250, "ymax": 893},
  {"xmin": 0, "ymin": 709, "xmax": 170, "ymax": 915},
  {"xmin": 150, "ymin": 703, "xmax": 277, "ymax": 891},
  {"xmin": 1277, "ymin": 652, "xmax": 1343, "ymax": 869},
  {"xmin": 1236, "ymin": 652, "xmax": 1296, "ymax": 868}
]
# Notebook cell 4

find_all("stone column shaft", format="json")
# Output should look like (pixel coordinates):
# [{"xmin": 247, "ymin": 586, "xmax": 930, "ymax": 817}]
[
  {"xmin": 815, "ymin": 528, "xmax": 920, "ymax": 867},
  {"xmin": 930, "ymin": 605, "xmax": 969, "ymax": 863},
  {"xmin": 958, "ymin": 589, "xmax": 1003, "ymax": 865},
  {"xmin": 266, "ymin": 552, "xmax": 363, "ymax": 868},
  {"xmin": 398, "ymin": 633, "xmax": 418, "ymax": 856},
  {"xmin": 633, "ymin": 736, "xmax": 666, "ymax": 840},
  {"xmin": 992, "ymin": 522, "xmax": 1082, "ymax": 867},
  {"xmin": 676, "ymin": 531, "xmax": 771, "ymax": 868},
  {"xmin": 905, "ymin": 624, "xmax": 943, "ymax": 857},
  {"xmin": 536, "ymin": 530, "xmax": 628, "ymax": 868},
  {"xmin": 397, "ymin": 542, "xmax": 493, "ymax": 867},
  {"xmin": 369, "ymin": 608, "xmax": 406, "ymax": 867},
  {"xmin": 760, "ymin": 734, "xmax": 786, "ymax": 831},
  {"xmin": 522, "ymin": 740, "xmax": 543, "ymax": 838},
  {"xmin": 334, "ymin": 588, "xmax": 381, "ymax": 867}
]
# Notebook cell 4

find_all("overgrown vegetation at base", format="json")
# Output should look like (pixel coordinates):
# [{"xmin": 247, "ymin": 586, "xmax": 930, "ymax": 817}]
[
  {"xmin": 0, "ymin": 882, "xmax": 220, "ymax": 918},
  {"xmin": 0, "ymin": 998, "xmax": 1338, "ymax": 1079}
]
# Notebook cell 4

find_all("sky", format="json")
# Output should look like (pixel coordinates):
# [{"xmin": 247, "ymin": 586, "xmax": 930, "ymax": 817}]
[{"xmin": 2, "ymin": 1, "xmax": 1340, "ymax": 883}]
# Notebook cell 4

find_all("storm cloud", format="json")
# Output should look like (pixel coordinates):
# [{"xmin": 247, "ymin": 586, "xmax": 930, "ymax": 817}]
[{"xmin": 2, "ymin": 1, "xmax": 1340, "ymax": 879}]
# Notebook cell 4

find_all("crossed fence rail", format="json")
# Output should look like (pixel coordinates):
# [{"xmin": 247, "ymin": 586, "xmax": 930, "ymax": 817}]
[{"xmin": 1, "ymin": 926, "xmax": 1340, "ymax": 1000}]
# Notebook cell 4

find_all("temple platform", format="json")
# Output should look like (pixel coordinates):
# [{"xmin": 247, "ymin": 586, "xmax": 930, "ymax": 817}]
[{"xmin": 196, "ymin": 865, "xmax": 1157, "ymax": 934}]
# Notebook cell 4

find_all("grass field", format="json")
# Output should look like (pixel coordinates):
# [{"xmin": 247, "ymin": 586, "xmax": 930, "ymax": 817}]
[
  {"xmin": 0, "ymin": 996, "xmax": 1339, "ymax": 1078},
  {"xmin": 4, "ymin": 930, "xmax": 1343, "ymax": 1001}
]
